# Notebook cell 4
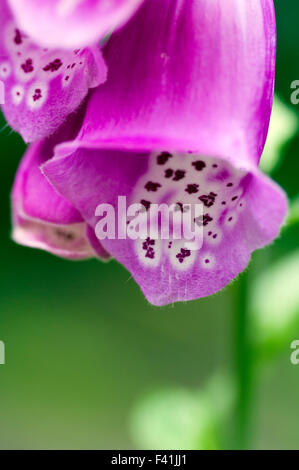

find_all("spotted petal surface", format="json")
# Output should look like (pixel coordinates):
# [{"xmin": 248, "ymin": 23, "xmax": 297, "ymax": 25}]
[
  {"xmin": 0, "ymin": 1, "xmax": 107, "ymax": 142},
  {"xmin": 8, "ymin": 0, "xmax": 144, "ymax": 49},
  {"xmin": 41, "ymin": 0, "xmax": 288, "ymax": 305},
  {"xmin": 42, "ymin": 147, "xmax": 286, "ymax": 305}
]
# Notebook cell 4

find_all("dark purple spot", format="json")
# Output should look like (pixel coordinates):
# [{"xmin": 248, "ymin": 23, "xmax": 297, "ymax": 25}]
[
  {"xmin": 33, "ymin": 88, "xmax": 42, "ymax": 102},
  {"xmin": 140, "ymin": 199, "xmax": 151, "ymax": 211},
  {"xmin": 198, "ymin": 192, "xmax": 217, "ymax": 208},
  {"xmin": 194, "ymin": 213, "xmax": 213, "ymax": 227},
  {"xmin": 222, "ymin": 201, "xmax": 226, "ymax": 205},
  {"xmin": 227, "ymin": 183, "xmax": 233, "ymax": 187},
  {"xmin": 192, "ymin": 160, "xmax": 206, "ymax": 171},
  {"xmin": 175, "ymin": 203, "xmax": 189, "ymax": 213},
  {"xmin": 173, "ymin": 169, "xmax": 185, "ymax": 181},
  {"xmin": 205, "ymin": 259, "xmax": 210, "ymax": 264},
  {"xmin": 232, "ymin": 196, "xmax": 238, "ymax": 201},
  {"xmin": 43, "ymin": 58, "xmax": 63, "ymax": 72},
  {"xmin": 212, "ymin": 164, "xmax": 218, "ymax": 168},
  {"xmin": 203, "ymin": 214, "xmax": 213, "ymax": 226},
  {"xmin": 14, "ymin": 29, "xmax": 22, "ymax": 45},
  {"xmin": 145, "ymin": 248, "xmax": 155, "ymax": 259},
  {"xmin": 145, "ymin": 181, "xmax": 161, "ymax": 192},
  {"xmin": 213, "ymin": 234, "xmax": 217, "ymax": 239},
  {"xmin": 143, "ymin": 238, "xmax": 155, "ymax": 248},
  {"xmin": 164, "ymin": 168, "xmax": 173, "ymax": 178},
  {"xmin": 157, "ymin": 152, "xmax": 173, "ymax": 165},
  {"xmin": 21, "ymin": 58, "xmax": 34, "ymax": 73},
  {"xmin": 65, "ymin": 75, "xmax": 70, "ymax": 81},
  {"xmin": 176, "ymin": 248, "xmax": 191, "ymax": 264},
  {"xmin": 142, "ymin": 237, "xmax": 156, "ymax": 259},
  {"xmin": 185, "ymin": 184, "xmax": 199, "ymax": 194}
]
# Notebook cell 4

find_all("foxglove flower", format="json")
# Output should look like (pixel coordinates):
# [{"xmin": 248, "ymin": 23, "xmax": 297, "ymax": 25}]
[
  {"xmin": 30, "ymin": 0, "xmax": 287, "ymax": 305},
  {"xmin": 0, "ymin": 0, "xmax": 107, "ymax": 142},
  {"xmin": 8, "ymin": 0, "xmax": 144, "ymax": 49},
  {"xmin": 12, "ymin": 113, "xmax": 109, "ymax": 260}
]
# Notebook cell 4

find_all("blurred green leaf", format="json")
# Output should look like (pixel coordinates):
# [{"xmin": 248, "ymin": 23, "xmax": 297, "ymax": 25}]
[
  {"xmin": 260, "ymin": 95, "xmax": 298, "ymax": 174},
  {"xmin": 130, "ymin": 388, "xmax": 209, "ymax": 450},
  {"xmin": 129, "ymin": 374, "xmax": 234, "ymax": 450},
  {"xmin": 250, "ymin": 250, "xmax": 299, "ymax": 353},
  {"xmin": 286, "ymin": 195, "xmax": 299, "ymax": 227}
]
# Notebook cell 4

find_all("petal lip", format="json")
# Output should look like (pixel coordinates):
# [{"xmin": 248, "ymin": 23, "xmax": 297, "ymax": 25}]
[
  {"xmin": 8, "ymin": 0, "xmax": 145, "ymax": 49},
  {"xmin": 42, "ymin": 148, "xmax": 288, "ymax": 307},
  {"xmin": 12, "ymin": 218, "xmax": 96, "ymax": 260},
  {"xmin": 144, "ymin": 170, "xmax": 289, "ymax": 307},
  {"xmin": 129, "ymin": 171, "xmax": 288, "ymax": 307}
]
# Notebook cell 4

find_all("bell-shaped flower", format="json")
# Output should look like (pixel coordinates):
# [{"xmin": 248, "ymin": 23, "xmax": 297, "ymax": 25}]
[
  {"xmin": 7, "ymin": 0, "xmax": 144, "ymax": 49},
  {"xmin": 37, "ymin": 0, "xmax": 286, "ymax": 305},
  {"xmin": 12, "ymin": 113, "xmax": 110, "ymax": 260},
  {"xmin": 0, "ymin": 0, "xmax": 107, "ymax": 142}
]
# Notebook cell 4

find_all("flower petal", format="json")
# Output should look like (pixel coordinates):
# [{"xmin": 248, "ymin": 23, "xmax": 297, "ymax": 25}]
[
  {"xmin": 0, "ymin": 0, "xmax": 107, "ymax": 142},
  {"xmin": 12, "ymin": 121, "xmax": 110, "ymax": 260},
  {"xmin": 8, "ymin": 0, "xmax": 144, "ymax": 49},
  {"xmin": 57, "ymin": 0, "xmax": 276, "ymax": 168},
  {"xmin": 43, "ymin": 148, "xmax": 287, "ymax": 306},
  {"xmin": 41, "ymin": 0, "xmax": 287, "ymax": 306}
]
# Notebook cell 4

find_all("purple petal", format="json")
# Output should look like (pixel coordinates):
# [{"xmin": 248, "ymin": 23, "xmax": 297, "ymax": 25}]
[
  {"xmin": 0, "ymin": 0, "xmax": 107, "ymax": 142},
  {"xmin": 12, "ymin": 124, "xmax": 110, "ymax": 261},
  {"xmin": 8, "ymin": 0, "xmax": 144, "ymax": 49},
  {"xmin": 57, "ymin": 0, "xmax": 276, "ymax": 168},
  {"xmin": 37, "ymin": 0, "xmax": 287, "ymax": 305},
  {"xmin": 43, "ymin": 149, "xmax": 287, "ymax": 306}
]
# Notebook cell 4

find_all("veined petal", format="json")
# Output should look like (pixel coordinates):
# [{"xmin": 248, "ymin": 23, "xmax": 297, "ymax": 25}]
[
  {"xmin": 43, "ymin": 148, "xmax": 287, "ymax": 306},
  {"xmin": 8, "ymin": 0, "xmax": 144, "ymax": 49},
  {"xmin": 12, "ymin": 121, "xmax": 110, "ymax": 261},
  {"xmin": 0, "ymin": 0, "xmax": 107, "ymax": 142},
  {"xmin": 57, "ymin": 0, "xmax": 276, "ymax": 168}
]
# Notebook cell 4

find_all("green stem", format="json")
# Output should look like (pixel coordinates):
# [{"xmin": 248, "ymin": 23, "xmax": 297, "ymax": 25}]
[{"xmin": 234, "ymin": 269, "xmax": 254, "ymax": 450}]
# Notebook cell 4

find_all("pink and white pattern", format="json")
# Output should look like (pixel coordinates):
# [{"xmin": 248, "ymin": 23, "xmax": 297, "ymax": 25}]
[{"xmin": 0, "ymin": 1, "xmax": 107, "ymax": 142}]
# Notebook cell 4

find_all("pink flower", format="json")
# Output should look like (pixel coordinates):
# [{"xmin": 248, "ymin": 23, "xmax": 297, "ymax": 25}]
[{"xmin": 41, "ymin": 0, "xmax": 287, "ymax": 305}]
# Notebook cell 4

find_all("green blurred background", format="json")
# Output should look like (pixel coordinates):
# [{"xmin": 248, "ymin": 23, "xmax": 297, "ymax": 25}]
[{"xmin": 0, "ymin": 1, "xmax": 299, "ymax": 450}]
